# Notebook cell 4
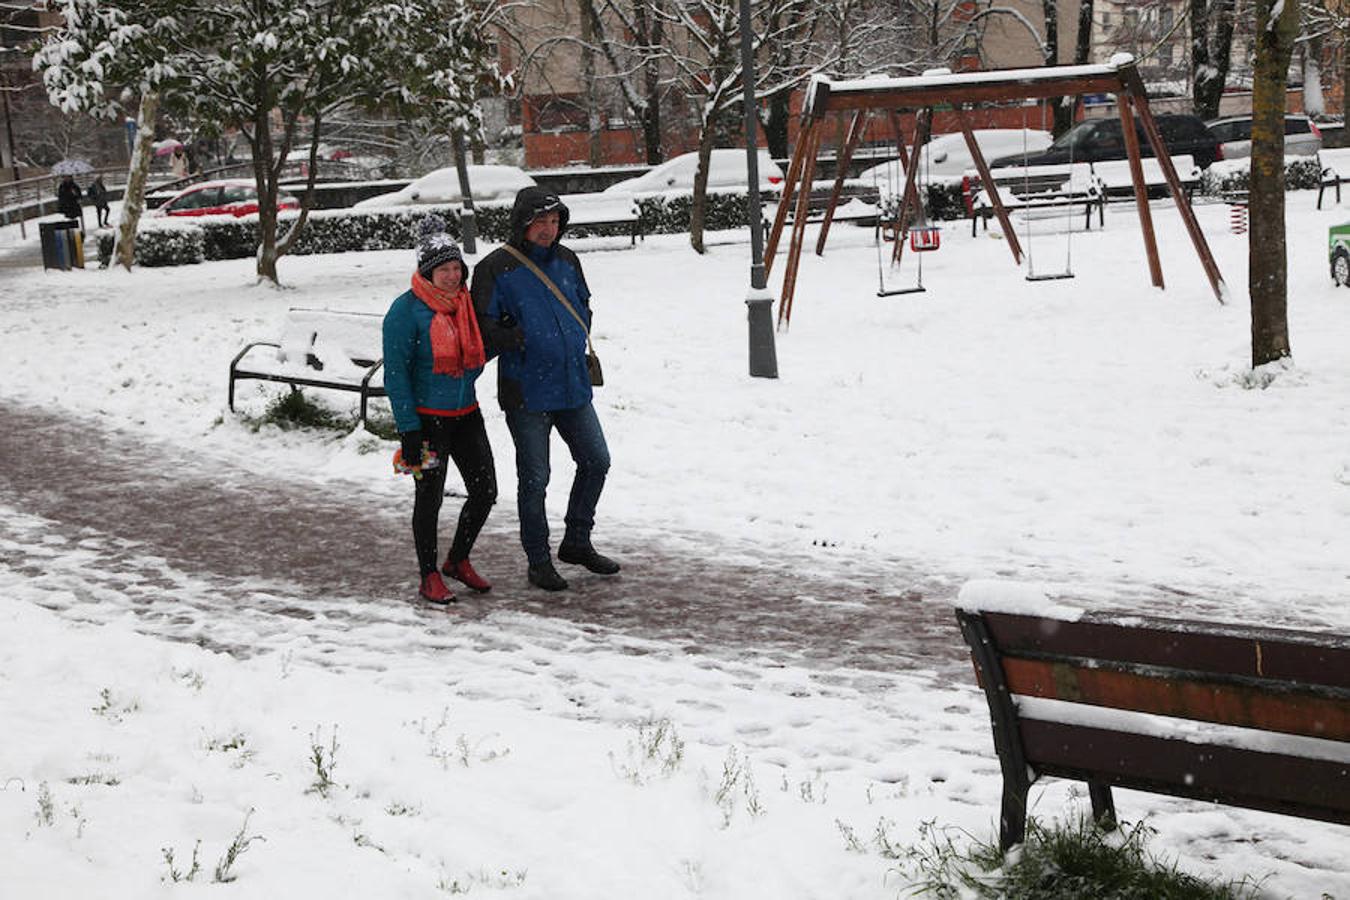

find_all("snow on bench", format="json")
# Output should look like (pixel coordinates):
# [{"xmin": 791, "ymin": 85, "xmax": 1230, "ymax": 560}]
[
  {"xmin": 954, "ymin": 579, "xmax": 1350, "ymax": 852},
  {"xmin": 563, "ymin": 192, "xmax": 643, "ymax": 245},
  {"xmin": 1089, "ymin": 154, "xmax": 1200, "ymax": 198},
  {"xmin": 228, "ymin": 308, "xmax": 386, "ymax": 426}
]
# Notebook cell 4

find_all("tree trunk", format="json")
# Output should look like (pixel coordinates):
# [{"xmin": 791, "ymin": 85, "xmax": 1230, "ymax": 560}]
[
  {"xmin": 1249, "ymin": 0, "xmax": 1299, "ymax": 367},
  {"xmin": 1073, "ymin": 0, "xmax": 1094, "ymax": 65},
  {"xmin": 1303, "ymin": 38, "xmax": 1325, "ymax": 117},
  {"xmin": 766, "ymin": 91, "xmax": 790, "ymax": 160},
  {"xmin": 115, "ymin": 90, "xmax": 160, "ymax": 272},
  {"xmin": 688, "ymin": 125, "xmax": 718, "ymax": 254},
  {"xmin": 640, "ymin": 1, "xmax": 665, "ymax": 165},
  {"xmin": 1193, "ymin": 0, "xmax": 1236, "ymax": 119},
  {"xmin": 253, "ymin": 104, "xmax": 280, "ymax": 286},
  {"xmin": 582, "ymin": 6, "xmax": 604, "ymax": 167}
]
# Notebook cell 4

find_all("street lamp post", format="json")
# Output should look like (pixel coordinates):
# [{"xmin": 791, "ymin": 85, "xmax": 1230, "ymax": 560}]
[{"xmin": 739, "ymin": 0, "xmax": 777, "ymax": 379}]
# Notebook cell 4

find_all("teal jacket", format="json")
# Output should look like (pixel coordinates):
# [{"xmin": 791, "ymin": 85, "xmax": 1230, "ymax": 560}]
[{"xmin": 382, "ymin": 289, "xmax": 483, "ymax": 433}]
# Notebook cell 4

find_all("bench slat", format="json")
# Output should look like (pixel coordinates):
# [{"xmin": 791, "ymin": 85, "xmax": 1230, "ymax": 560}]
[
  {"xmin": 1000, "ymin": 657, "xmax": 1350, "ymax": 742},
  {"xmin": 1021, "ymin": 719, "xmax": 1350, "ymax": 826},
  {"xmin": 983, "ymin": 611, "xmax": 1350, "ymax": 691}
]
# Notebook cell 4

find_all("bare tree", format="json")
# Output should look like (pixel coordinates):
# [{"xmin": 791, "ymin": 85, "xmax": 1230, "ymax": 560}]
[
  {"xmin": 1192, "ymin": 0, "xmax": 1239, "ymax": 119},
  {"xmin": 1249, "ymin": 0, "xmax": 1299, "ymax": 367}
]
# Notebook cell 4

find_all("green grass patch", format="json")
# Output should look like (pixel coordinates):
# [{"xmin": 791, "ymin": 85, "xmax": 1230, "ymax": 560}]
[
  {"xmin": 239, "ymin": 390, "xmax": 353, "ymax": 434},
  {"xmin": 900, "ymin": 815, "xmax": 1261, "ymax": 899}
]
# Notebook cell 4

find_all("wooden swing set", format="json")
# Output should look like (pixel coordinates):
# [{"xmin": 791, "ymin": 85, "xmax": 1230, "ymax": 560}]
[{"xmin": 765, "ymin": 59, "xmax": 1228, "ymax": 328}]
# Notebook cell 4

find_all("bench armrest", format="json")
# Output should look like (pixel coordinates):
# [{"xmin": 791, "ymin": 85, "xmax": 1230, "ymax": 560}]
[{"xmin": 230, "ymin": 340, "xmax": 281, "ymax": 373}]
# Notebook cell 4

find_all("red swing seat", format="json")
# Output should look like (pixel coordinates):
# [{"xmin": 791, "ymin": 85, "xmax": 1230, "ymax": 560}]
[{"xmin": 909, "ymin": 226, "xmax": 941, "ymax": 252}]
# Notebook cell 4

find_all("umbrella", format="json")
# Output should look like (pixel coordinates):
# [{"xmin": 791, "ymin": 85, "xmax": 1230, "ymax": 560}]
[
  {"xmin": 51, "ymin": 158, "xmax": 94, "ymax": 176},
  {"xmin": 153, "ymin": 138, "xmax": 185, "ymax": 157}
]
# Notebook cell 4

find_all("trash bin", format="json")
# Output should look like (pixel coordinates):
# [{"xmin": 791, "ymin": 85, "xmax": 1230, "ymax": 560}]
[
  {"xmin": 39, "ymin": 221, "xmax": 66, "ymax": 271},
  {"xmin": 40, "ymin": 219, "xmax": 84, "ymax": 271}
]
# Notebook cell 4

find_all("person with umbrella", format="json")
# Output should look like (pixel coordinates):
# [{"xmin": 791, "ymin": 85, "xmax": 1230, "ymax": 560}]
[{"xmin": 57, "ymin": 175, "xmax": 84, "ymax": 233}]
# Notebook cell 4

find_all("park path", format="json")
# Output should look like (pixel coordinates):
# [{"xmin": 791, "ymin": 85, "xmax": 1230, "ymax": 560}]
[{"xmin": 0, "ymin": 398, "xmax": 969, "ymax": 683}]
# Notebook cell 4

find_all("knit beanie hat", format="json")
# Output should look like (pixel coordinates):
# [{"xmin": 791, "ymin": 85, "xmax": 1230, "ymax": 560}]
[{"xmin": 416, "ymin": 215, "xmax": 465, "ymax": 280}]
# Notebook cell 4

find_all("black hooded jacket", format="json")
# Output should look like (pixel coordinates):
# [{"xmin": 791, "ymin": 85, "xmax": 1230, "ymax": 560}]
[{"xmin": 471, "ymin": 187, "xmax": 594, "ymax": 412}]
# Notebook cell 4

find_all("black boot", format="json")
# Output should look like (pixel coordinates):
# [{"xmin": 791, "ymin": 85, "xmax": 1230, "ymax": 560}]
[
  {"xmin": 528, "ymin": 561, "xmax": 569, "ymax": 591},
  {"xmin": 558, "ymin": 543, "xmax": 621, "ymax": 575}
]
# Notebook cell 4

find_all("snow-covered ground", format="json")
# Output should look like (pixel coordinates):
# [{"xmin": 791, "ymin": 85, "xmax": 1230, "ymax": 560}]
[{"xmin": 2, "ymin": 192, "xmax": 1349, "ymax": 897}]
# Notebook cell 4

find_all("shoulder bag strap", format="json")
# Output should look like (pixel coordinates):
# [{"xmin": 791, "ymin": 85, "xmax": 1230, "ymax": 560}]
[{"xmin": 502, "ymin": 244, "xmax": 594, "ymax": 354}]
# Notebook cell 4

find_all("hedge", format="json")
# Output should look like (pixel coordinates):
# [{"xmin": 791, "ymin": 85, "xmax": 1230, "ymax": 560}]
[
  {"xmin": 99, "ymin": 159, "xmax": 1326, "ymax": 268},
  {"xmin": 106, "ymin": 189, "xmax": 775, "ymax": 268}
]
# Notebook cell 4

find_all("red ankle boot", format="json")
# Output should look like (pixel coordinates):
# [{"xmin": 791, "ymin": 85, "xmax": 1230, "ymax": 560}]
[
  {"xmin": 418, "ymin": 571, "xmax": 455, "ymax": 604},
  {"xmin": 442, "ymin": 557, "xmax": 492, "ymax": 593}
]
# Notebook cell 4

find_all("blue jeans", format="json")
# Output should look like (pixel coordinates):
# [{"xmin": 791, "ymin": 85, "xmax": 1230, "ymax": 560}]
[{"xmin": 505, "ymin": 403, "xmax": 611, "ymax": 565}]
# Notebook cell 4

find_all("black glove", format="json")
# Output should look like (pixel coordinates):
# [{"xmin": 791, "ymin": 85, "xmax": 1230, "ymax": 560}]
[
  {"xmin": 400, "ymin": 430, "xmax": 423, "ymax": 469},
  {"xmin": 498, "ymin": 313, "xmax": 525, "ymax": 351}
]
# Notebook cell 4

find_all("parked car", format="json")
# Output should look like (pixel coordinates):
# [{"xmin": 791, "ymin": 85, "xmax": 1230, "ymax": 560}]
[
  {"xmin": 1205, "ymin": 114, "xmax": 1322, "ymax": 159},
  {"xmin": 1328, "ymin": 220, "xmax": 1350, "ymax": 287},
  {"xmin": 352, "ymin": 165, "xmax": 536, "ymax": 208},
  {"xmin": 602, "ymin": 149, "xmax": 784, "ymax": 195},
  {"xmin": 857, "ymin": 129, "xmax": 1053, "ymax": 186},
  {"xmin": 153, "ymin": 180, "xmax": 299, "ymax": 217},
  {"xmin": 989, "ymin": 114, "xmax": 1222, "ymax": 169}
]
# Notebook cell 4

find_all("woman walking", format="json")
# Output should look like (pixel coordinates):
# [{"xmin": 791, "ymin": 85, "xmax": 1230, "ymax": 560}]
[{"xmin": 383, "ymin": 216, "xmax": 497, "ymax": 604}]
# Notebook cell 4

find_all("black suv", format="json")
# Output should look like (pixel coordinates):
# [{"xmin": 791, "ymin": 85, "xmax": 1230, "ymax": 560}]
[{"xmin": 990, "ymin": 114, "xmax": 1221, "ymax": 169}]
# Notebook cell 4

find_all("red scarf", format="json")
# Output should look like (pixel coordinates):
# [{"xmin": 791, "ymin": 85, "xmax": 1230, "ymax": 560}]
[{"xmin": 411, "ymin": 271, "xmax": 486, "ymax": 376}]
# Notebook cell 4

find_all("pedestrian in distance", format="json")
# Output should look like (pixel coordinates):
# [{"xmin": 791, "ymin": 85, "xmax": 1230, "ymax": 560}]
[
  {"xmin": 56, "ymin": 174, "xmax": 84, "ymax": 232},
  {"xmin": 88, "ymin": 176, "xmax": 111, "ymax": 228},
  {"xmin": 383, "ymin": 215, "xmax": 498, "ymax": 605},
  {"xmin": 472, "ymin": 186, "xmax": 619, "ymax": 592}
]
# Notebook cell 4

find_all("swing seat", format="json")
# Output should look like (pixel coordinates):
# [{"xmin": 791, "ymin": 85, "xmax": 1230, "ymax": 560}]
[{"xmin": 909, "ymin": 227, "xmax": 941, "ymax": 252}]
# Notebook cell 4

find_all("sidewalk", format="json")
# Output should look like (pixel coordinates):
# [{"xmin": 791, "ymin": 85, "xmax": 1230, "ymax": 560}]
[{"xmin": 0, "ymin": 397, "xmax": 969, "ymax": 682}]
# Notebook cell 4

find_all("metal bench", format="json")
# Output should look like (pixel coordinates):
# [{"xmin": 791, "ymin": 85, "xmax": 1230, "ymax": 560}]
[
  {"xmin": 955, "ymin": 589, "xmax": 1350, "ymax": 851},
  {"xmin": 1090, "ymin": 154, "xmax": 1200, "ymax": 202},
  {"xmin": 563, "ymin": 193, "xmax": 643, "ymax": 245},
  {"xmin": 1316, "ymin": 147, "xmax": 1350, "ymax": 209},
  {"xmin": 228, "ymin": 308, "xmax": 386, "ymax": 426}
]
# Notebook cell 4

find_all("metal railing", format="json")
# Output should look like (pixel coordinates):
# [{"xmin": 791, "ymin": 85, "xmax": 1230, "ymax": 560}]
[{"xmin": 2, "ymin": 158, "xmax": 383, "ymax": 223}]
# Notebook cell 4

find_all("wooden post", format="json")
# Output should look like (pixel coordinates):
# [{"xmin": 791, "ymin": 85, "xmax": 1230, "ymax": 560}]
[
  {"xmin": 1116, "ymin": 90, "xmax": 1165, "ymax": 289},
  {"xmin": 1125, "ymin": 74, "xmax": 1228, "ymax": 304},
  {"xmin": 956, "ymin": 106, "xmax": 1023, "ymax": 265},
  {"xmin": 815, "ymin": 111, "xmax": 868, "ymax": 256},
  {"xmin": 764, "ymin": 127, "xmax": 809, "ymax": 277},
  {"xmin": 891, "ymin": 110, "xmax": 931, "ymax": 266},
  {"xmin": 778, "ymin": 123, "xmax": 823, "ymax": 329}
]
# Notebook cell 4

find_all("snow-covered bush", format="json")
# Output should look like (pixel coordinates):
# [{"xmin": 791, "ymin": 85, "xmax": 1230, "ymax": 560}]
[
  {"xmin": 1200, "ymin": 156, "xmax": 1322, "ymax": 195},
  {"xmin": 136, "ymin": 227, "xmax": 206, "ymax": 267}
]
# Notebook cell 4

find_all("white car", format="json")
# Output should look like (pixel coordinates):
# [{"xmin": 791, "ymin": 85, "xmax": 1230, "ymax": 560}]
[
  {"xmin": 857, "ymin": 129, "xmax": 1053, "ymax": 186},
  {"xmin": 353, "ymin": 164, "xmax": 536, "ymax": 207},
  {"xmin": 602, "ymin": 148, "xmax": 784, "ymax": 195},
  {"xmin": 1205, "ymin": 115, "xmax": 1322, "ymax": 159}
]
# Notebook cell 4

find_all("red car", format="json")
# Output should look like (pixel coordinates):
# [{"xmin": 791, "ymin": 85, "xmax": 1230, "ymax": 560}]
[{"xmin": 155, "ymin": 179, "xmax": 300, "ymax": 217}]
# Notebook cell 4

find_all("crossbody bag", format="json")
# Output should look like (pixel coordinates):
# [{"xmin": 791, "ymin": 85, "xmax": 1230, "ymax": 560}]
[{"xmin": 503, "ymin": 244, "xmax": 603, "ymax": 386}]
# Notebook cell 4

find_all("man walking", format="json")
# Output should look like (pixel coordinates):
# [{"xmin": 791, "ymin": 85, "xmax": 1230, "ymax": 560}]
[{"xmin": 472, "ymin": 187, "xmax": 619, "ymax": 591}]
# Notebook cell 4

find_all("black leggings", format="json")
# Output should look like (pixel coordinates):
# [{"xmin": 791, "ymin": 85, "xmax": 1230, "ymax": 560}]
[{"xmin": 412, "ymin": 409, "xmax": 498, "ymax": 574}]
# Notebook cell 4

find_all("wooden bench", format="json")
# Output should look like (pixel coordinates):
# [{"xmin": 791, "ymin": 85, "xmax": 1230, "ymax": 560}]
[
  {"xmin": 1316, "ymin": 147, "xmax": 1350, "ymax": 209},
  {"xmin": 967, "ymin": 163, "xmax": 1105, "ymax": 237},
  {"xmin": 955, "ymin": 589, "xmax": 1350, "ymax": 851},
  {"xmin": 228, "ymin": 308, "xmax": 386, "ymax": 426}
]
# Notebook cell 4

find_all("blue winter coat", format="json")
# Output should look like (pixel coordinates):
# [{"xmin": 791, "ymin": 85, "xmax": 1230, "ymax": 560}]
[
  {"xmin": 471, "ymin": 188, "xmax": 594, "ymax": 413},
  {"xmin": 382, "ymin": 289, "xmax": 483, "ymax": 433}
]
